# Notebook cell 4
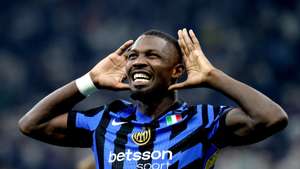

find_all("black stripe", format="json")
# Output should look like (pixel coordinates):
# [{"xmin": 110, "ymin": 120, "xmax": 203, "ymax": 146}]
[
  {"xmin": 210, "ymin": 110, "xmax": 233, "ymax": 147},
  {"xmin": 181, "ymin": 158, "xmax": 203, "ymax": 169},
  {"xmin": 67, "ymin": 111, "xmax": 77, "ymax": 130},
  {"xmin": 201, "ymin": 104, "xmax": 209, "ymax": 127},
  {"xmin": 136, "ymin": 121, "xmax": 159, "ymax": 168},
  {"xmin": 112, "ymin": 123, "xmax": 135, "ymax": 169},
  {"xmin": 111, "ymin": 111, "xmax": 136, "ymax": 169},
  {"xmin": 170, "ymin": 106, "xmax": 197, "ymax": 139},
  {"xmin": 66, "ymin": 111, "xmax": 93, "ymax": 147},
  {"xmin": 213, "ymin": 106, "xmax": 221, "ymax": 118},
  {"xmin": 108, "ymin": 100, "xmax": 131, "ymax": 113},
  {"xmin": 151, "ymin": 101, "xmax": 182, "ymax": 122},
  {"xmin": 170, "ymin": 121, "xmax": 188, "ymax": 140},
  {"xmin": 95, "ymin": 108, "xmax": 111, "ymax": 169},
  {"xmin": 169, "ymin": 161, "xmax": 179, "ymax": 169},
  {"xmin": 169, "ymin": 127, "xmax": 208, "ymax": 155}
]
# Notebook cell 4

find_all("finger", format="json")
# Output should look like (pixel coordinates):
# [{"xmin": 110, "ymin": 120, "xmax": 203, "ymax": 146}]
[
  {"xmin": 178, "ymin": 30, "xmax": 190, "ymax": 56},
  {"xmin": 121, "ymin": 74, "xmax": 128, "ymax": 82},
  {"xmin": 168, "ymin": 82, "xmax": 188, "ymax": 91},
  {"xmin": 178, "ymin": 39, "xmax": 187, "ymax": 57},
  {"xmin": 116, "ymin": 83, "xmax": 130, "ymax": 90},
  {"xmin": 178, "ymin": 35, "xmax": 188, "ymax": 57},
  {"xmin": 115, "ymin": 40, "xmax": 134, "ymax": 56},
  {"xmin": 189, "ymin": 29, "xmax": 206, "ymax": 57},
  {"xmin": 182, "ymin": 28, "xmax": 194, "ymax": 51},
  {"xmin": 189, "ymin": 29, "xmax": 200, "ymax": 47}
]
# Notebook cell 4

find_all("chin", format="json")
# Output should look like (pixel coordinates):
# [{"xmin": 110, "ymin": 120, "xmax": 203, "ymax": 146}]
[
  {"xmin": 129, "ymin": 85, "xmax": 170, "ymax": 101},
  {"xmin": 130, "ymin": 92, "xmax": 146, "ymax": 101},
  {"xmin": 130, "ymin": 88, "xmax": 153, "ymax": 101}
]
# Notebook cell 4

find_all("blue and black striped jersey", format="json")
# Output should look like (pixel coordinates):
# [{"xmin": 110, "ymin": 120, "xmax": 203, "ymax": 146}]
[{"xmin": 68, "ymin": 100, "xmax": 233, "ymax": 169}]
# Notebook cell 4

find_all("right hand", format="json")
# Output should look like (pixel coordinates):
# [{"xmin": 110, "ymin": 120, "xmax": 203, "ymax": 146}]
[{"xmin": 89, "ymin": 40, "xmax": 134, "ymax": 90}]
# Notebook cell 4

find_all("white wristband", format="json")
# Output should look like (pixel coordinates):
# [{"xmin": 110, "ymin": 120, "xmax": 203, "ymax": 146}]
[{"xmin": 75, "ymin": 73, "xmax": 98, "ymax": 96}]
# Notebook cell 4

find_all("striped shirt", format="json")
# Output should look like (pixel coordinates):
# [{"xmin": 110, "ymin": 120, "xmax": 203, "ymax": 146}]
[{"xmin": 68, "ymin": 100, "xmax": 233, "ymax": 169}]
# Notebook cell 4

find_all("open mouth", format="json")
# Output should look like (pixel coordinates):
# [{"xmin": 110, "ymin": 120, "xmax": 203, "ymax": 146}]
[
  {"xmin": 131, "ymin": 71, "xmax": 152, "ymax": 85},
  {"xmin": 134, "ymin": 72, "xmax": 150, "ymax": 81}
]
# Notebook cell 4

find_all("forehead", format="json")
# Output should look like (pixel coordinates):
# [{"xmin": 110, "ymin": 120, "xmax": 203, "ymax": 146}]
[{"xmin": 130, "ymin": 35, "xmax": 175, "ymax": 56}]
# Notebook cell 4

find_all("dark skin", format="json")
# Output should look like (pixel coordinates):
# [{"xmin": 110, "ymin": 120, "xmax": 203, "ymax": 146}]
[
  {"xmin": 126, "ymin": 35, "xmax": 184, "ymax": 117},
  {"xmin": 18, "ymin": 29, "xmax": 288, "ymax": 147}
]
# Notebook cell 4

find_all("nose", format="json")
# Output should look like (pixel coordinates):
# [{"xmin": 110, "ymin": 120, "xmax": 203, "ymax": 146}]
[{"xmin": 132, "ymin": 55, "xmax": 148, "ymax": 68}]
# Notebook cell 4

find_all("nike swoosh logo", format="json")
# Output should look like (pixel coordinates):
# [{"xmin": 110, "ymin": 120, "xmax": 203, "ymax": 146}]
[{"xmin": 112, "ymin": 119, "xmax": 127, "ymax": 126}]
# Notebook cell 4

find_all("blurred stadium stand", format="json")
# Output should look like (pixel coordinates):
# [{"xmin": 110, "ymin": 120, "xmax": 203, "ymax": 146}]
[{"xmin": 0, "ymin": 0, "xmax": 299, "ymax": 169}]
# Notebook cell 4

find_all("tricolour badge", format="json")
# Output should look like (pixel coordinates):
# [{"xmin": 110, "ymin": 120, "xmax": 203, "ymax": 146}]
[{"xmin": 166, "ymin": 114, "xmax": 182, "ymax": 126}]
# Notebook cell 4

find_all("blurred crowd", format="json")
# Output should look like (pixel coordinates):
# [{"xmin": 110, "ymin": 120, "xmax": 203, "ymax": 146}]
[{"xmin": 0, "ymin": 0, "xmax": 299, "ymax": 169}]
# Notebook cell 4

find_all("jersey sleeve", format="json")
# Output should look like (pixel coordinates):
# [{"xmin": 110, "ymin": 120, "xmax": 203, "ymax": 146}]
[
  {"xmin": 67, "ymin": 106, "xmax": 106, "ymax": 147},
  {"xmin": 198, "ymin": 104, "xmax": 234, "ymax": 148}
]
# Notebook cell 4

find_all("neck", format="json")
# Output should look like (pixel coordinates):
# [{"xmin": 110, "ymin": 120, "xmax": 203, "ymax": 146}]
[{"xmin": 135, "ymin": 92, "xmax": 177, "ymax": 119}]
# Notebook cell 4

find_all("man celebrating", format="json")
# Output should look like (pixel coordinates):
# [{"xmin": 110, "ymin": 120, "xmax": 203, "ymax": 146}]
[{"xmin": 19, "ymin": 29, "xmax": 288, "ymax": 169}]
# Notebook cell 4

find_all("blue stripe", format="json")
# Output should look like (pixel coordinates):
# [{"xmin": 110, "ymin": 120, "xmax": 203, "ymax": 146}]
[
  {"xmin": 205, "ymin": 105, "xmax": 215, "ymax": 128},
  {"xmin": 122, "ymin": 127, "xmax": 140, "ymax": 167},
  {"xmin": 151, "ymin": 127, "xmax": 172, "ymax": 167},
  {"xmin": 76, "ymin": 110, "xmax": 104, "ymax": 131},
  {"xmin": 92, "ymin": 132, "xmax": 100, "ymax": 169},
  {"xmin": 103, "ymin": 119, "xmax": 121, "ymax": 169},
  {"xmin": 203, "ymin": 144, "xmax": 219, "ymax": 168},
  {"xmin": 208, "ymin": 120, "xmax": 220, "ymax": 140},
  {"xmin": 87, "ymin": 102, "xmax": 230, "ymax": 168},
  {"xmin": 167, "ymin": 107, "xmax": 202, "ymax": 145},
  {"xmin": 179, "ymin": 143, "xmax": 203, "ymax": 168},
  {"xmin": 196, "ymin": 105, "xmax": 203, "ymax": 127}
]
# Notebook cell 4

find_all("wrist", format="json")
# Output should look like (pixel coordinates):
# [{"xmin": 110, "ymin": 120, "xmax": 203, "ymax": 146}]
[
  {"xmin": 205, "ymin": 68, "xmax": 225, "ymax": 86},
  {"xmin": 75, "ymin": 73, "xmax": 98, "ymax": 96}
]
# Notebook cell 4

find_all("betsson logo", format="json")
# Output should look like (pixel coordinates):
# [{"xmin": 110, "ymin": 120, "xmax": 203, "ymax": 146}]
[{"xmin": 109, "ymin": 150, "xmax": 173, "ymax": 169}]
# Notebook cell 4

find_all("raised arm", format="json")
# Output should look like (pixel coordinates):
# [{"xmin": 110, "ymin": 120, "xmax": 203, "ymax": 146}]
[
  {"xmin": 169, "ymin": 29, "xmax": 288, "ymax": 145},
  {"xmin": 18, "ymin": 40, "xmax": 133, "ymax": 147}
]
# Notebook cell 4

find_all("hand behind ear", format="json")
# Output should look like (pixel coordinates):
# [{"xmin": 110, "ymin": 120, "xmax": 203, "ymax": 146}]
[
  {"xmin": 89, "ymin": 40, "xmax": 134, "ymax": 90},
  {"xmin": 168, "ymin": 29, "xmax": 215, "ymax": 91}
]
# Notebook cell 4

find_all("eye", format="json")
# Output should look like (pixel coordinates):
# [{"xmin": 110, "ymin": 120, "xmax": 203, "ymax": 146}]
[
  {"xmin": 127, "ymin": 53, "xmax": 138, "ymax": 60},
  {"xmin": 147, "ymin": 53, "xmax": 160, "ymax": 59}
]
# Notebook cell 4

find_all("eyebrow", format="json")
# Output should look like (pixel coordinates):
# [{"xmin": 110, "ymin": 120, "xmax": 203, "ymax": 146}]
[{"xmin": 129, "ymin": 49, "xmax": 160, "ymax": 53}]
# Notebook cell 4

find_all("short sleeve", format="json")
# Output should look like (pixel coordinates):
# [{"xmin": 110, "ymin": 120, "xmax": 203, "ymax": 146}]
[
  {"xmin": 67, "ymin": 106, "xmax": 106, "ymax": 147},
  {"xmin": 199, "ymin": 104, "xmax": 233, "ymax": 148}
]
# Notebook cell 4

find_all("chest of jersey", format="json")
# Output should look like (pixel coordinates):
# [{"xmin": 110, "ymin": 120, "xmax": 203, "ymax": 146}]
[{"xmin": 93, "ymin": 107, "xmax": 219, "ymax": 169}]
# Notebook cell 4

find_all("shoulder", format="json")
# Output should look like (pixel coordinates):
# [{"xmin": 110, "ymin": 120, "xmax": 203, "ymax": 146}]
[
  {"xmin": 189, "ymin": 103, "xmax": 232, "ymax": 127},
  {"xmin": 78, "ymin": 105, "xmax": 106, "ymax": 117},
  {"xmin": 107, "ymin": 99, "xmax": 134, "ymax": 113},
  {"xmin": 194, "ymin": 103, "xmax": 232, "ymax": 115},
  {"xmin": 73, "ymin": 99, "xmax": 133, "ymax": 116}
]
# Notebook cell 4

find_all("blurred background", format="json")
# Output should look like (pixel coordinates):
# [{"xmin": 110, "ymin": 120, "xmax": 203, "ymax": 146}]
[{"xmin": 0, "ymin": 0, "xmax": 299, "ymax": 169}]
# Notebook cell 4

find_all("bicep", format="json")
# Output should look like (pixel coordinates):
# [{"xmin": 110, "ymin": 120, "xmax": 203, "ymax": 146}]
[
  {"xmin": 225, "ymin": 108, "xmax": 277, "ymax": 145},
  {"xmin": 26, "ymin": 113, "xmax": 92, "ymax": 147}
]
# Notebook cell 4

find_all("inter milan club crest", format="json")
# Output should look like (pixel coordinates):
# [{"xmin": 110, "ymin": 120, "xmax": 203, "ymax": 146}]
[{"xmin": 131, "ymin": 128, "xmax": 151, "ymax": 146}]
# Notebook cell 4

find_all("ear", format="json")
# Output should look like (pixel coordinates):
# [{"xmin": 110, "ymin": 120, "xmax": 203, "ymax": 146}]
[{"xmin": 171, "ymin": 64, "xmax": 185, "ymax": 79}]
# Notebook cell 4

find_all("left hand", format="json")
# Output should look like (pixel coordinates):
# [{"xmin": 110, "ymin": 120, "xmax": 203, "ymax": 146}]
[{"xmin": 168, "ymin": 28, "xmax": 216, "ymax": 90}]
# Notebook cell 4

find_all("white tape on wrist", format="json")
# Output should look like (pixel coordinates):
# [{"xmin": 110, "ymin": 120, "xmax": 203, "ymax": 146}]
[{"xmin": 75, "ymin": 73, "xmax": 98, "ymax": 96}]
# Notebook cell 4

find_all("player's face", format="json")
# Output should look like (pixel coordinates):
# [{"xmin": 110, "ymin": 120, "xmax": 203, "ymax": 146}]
[{"xmin": 125, "ymin": 35, "xmax": 182, "ymax": 99}]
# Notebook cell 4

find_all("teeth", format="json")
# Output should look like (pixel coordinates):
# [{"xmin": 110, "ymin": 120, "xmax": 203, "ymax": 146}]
[
  {"xmin": 133, "ymin": 73, "xmax": 150, "ymax": 81},
  {"xmin": 134, "ymin": 79, "xmax": 149, "ymax": 82}
]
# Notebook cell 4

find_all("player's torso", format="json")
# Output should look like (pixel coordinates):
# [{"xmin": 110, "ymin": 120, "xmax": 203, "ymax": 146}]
[{"xmin": 91, "ymin": 102, "xmax": 220, "ymax": 169}]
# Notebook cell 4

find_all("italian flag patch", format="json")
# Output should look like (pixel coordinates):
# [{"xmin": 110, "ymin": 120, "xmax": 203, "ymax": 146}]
[{"xmin": 166, "ymin": 114, "xmax": 182, "ymax": 126}]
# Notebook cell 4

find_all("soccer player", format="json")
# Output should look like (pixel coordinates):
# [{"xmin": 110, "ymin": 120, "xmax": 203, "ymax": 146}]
[{"xmin": 19, "ymin": 28, "xmax": 288, "ymax": 169}]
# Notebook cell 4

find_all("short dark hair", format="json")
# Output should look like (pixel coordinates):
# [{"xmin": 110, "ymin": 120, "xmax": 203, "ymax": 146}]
[{"xmin": 142, "ymin": 29, "xmax": 182, "ymax": 63}]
